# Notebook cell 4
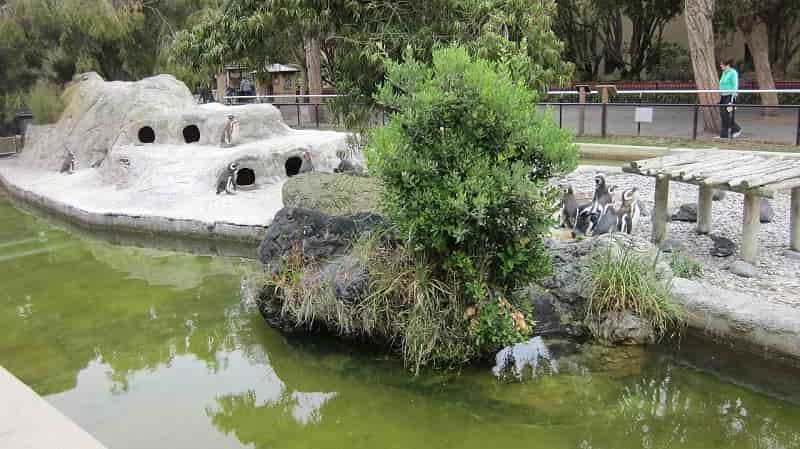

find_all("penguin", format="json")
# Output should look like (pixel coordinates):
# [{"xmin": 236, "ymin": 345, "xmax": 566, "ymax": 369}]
[
  {"xmin": 591, "ymin": 174, "xmax": 614, "ymax": 212},
  {"xmin": 221, "ymin": 115, "xmax": 239, "ymax": 147},
  {"xmin": 298, "ymin": 150, "xmax": 315, "ymax": 174},
  {"xmin": 572, "ymin": 203, "xmax": 596, "ymax": 237},
  {"xmin": 560, "ymin": 183, "xmax": 578, "ymax": 229},
  {"xmin": 216, "ymin": 162, "xmax": 239, "ymax": 195},
  {"xmin": 333, "ymin": 150, "xmax": 363, "ymax": 175},
  {"xmin": 593, "ymin": 203, "xmax": 619, "ymax": 236},
  {"xmin": 616, "ymin": 187, "xmax": 642, "ymax": 234},
  {"xmin": 60, "ymin": 149, "xmax": 75, "ymax": 174}
]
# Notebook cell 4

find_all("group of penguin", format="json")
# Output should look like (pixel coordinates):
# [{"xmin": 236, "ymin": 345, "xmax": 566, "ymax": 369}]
[{"xmin": 561, "ymin": 174, "xmax": 643, "ymax": 237}]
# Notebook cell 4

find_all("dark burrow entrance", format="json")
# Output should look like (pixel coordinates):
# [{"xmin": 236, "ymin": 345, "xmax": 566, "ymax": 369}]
[
  {"xmin": 285, "ymin": 156, "xmax": 302, "ymax": 176},
  {"xmin": 182, "ymin": 125, "xmax": 200, "ymax": 143},
  {"xmin": 138, "ymin": 126, "xmax": 155, "ymax": 144},
  {"xmin": 236, "ymin": 168, "xmax": 255, "ymax": 186}
]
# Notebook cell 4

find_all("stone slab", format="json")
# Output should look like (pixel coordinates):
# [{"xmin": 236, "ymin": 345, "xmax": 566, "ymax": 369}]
[
  {"xmin": 0, "ymin": 366, "xmax": 108, "ymax": 449},
  {"xmin": 672, "ymin": 278, "xmax": 800, "ymax": 364}
]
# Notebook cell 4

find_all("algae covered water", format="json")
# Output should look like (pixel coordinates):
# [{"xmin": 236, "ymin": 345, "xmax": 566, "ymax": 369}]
[{"xmin": 2, "ymin": 192, "xmax": 800, "ymax": 449}]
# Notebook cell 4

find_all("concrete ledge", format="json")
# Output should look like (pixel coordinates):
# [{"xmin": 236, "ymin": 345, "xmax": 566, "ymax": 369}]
[
  {"xmin": 0, "ymin": 170, "xmax": 267, "ymax": 244},
  {"xmin": 672, "ymin": 278, "xmax": 800, "ymax": 365},
  {"xmin": 0, "ymin": 367, "xmax": 108, "ymax": 449},
  {"xmin": 579, "ymin": 143, "xmax": 800, "ymax": 162}
]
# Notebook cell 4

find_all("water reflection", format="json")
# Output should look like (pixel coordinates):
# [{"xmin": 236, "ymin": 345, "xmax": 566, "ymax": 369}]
[{"xmin": 2, "ymin": 193, "xmax": 800, "ymax": 449}]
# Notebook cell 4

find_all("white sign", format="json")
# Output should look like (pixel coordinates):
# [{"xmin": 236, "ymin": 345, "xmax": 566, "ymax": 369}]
[{"xmin": 635, "ymin": 107, "xmax": 654, "ymax": 123}]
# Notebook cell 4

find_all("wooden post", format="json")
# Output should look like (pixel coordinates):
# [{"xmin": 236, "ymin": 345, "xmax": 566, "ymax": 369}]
[
  {"xmin": 742, "ymin": 192, "xmax": 761, "ymax": 263},
  {"xmin": 653, "ymin": 176, "xmax": 670, "ymax": 247},
  {"xmin": 791, "ymin": 187, "xmax": 800, "ymax": 251},
  {"xmin": 697, "ymin": 185, "xmax": 713, "ymax": 234}
]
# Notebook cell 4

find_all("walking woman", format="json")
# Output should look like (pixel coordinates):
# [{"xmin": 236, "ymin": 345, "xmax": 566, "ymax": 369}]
[{"xmin": 719, "ymin": 59, "xmax": 742, "ymax": 138}]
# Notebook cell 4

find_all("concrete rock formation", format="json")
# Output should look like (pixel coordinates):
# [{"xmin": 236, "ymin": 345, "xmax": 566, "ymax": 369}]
[{"xmin": 0, "ymin": 73, "xmax": 351, "ymax": 239}]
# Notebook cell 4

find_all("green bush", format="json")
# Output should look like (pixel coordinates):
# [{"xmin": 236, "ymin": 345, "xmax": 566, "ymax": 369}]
[
  {"xmin": 469, "ymin": 296, "xmax": 532, "ymax": 353},
  {"xmin": 589, "ymin": 245, "xmax": 683, "ymax": 339},
  {"xmin": 27, "ymin": 80, "xmax": 65, "ymax": 125},
  {"xmin": 366, "ymin": 47, "xmax": 578, "ymax": 303}
]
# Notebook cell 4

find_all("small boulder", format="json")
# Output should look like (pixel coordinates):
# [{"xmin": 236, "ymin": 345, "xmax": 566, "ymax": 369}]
[
  {"xmin": 282, "ymin": 172, "xmax": 381, "ymax": 216},
  {"xmin": 661, "ymin": 238, "xmax": 684, "ymax": 253},
  {"xmin": 671, "ymin": 203, "xmax": 697, "ymax": 222},
  {"xmin": 258, "ymin": 207, "xmax": 386, "ymax": 267},
  {"xmin": 710, "ymin": 234, "xmax": 736, "ymax": 257},
  {"xmin": 730, "ymin": 260, "xmax": 758, "ymax": 278},
  {"xmin": 587, "ymin": 311, "xmax": 656, "ymax": 345},
  {"xmin": 760, "ymin": 200, "xmax": 775, "ymax": 223},
  {"xmin": 712, "ymin": 190, "xmax": 726, "ymax": 201}
]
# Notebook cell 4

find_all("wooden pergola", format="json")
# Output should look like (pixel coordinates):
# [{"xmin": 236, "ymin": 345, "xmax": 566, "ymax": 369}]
[{"xmin": 623, "ymin": 151, "xmax": 800, "ymax": 263}]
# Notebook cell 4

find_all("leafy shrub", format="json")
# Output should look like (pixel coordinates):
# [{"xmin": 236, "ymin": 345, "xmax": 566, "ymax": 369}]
[
  {"xmin": 27, "ymin": 80, "xmax": 65, "ymax": 125},
  {"xmin": 367, "ymin": 47, "xmax": 578, "ymax": 303},
  {"xmin": 669, "ymin": 251, "xmax": 703, "ymax": 279},
  {"xmin": 645, "ymin": 42, "xmax": 694, "ymax": 82},
  {"xmin": 589, "ymin": 244, "xmax": 682, "ymax": 339},
  {"xmin": 469, "ymin": 296, "xmax": 532, "ymax": 353}
]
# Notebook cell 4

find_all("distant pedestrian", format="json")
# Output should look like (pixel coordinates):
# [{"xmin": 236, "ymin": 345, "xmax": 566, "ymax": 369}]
[
  {"xmin": 718, "ymin": 59, "xmax": 742, "ymax": 138},
  {"xmin": 240, "ymin": 78, "xmax": 254, "ymax": 96}
]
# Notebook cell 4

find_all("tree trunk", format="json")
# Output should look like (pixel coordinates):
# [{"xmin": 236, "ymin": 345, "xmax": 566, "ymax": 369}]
[
  {"xmin": 740, "ymin": 20, "xmax": 779, "ymax": 115},
  {"xmin": 304, "ymin": 33, "xmax": 323, "ymax": 104},
  {"xmin": 685, "ymin": 0, "xmax": 721, "ymax": 132},
  {"xmin": 216, "ymin": 71, "xmax": 226, "ymax": 103}
]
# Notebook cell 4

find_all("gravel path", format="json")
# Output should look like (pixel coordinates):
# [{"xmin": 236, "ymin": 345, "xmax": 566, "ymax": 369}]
[{"xmin": 561, "ymin": 166, "xmax": 800, "ymax": 307}]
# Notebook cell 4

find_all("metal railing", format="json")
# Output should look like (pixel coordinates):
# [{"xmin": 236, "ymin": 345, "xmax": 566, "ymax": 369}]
[
  {"xmin": 211, "ymin": 90, "xmax": 800, "ymax": 146},
  {"xmin": 0, "ymin": 135, "xmax": 21, "ymax": 156},
  {"xmin": 540, "ymin": 88, "xmax": 800, "ymax": 145}
]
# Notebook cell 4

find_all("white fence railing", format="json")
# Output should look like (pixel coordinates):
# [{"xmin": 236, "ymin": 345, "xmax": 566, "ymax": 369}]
[{"xmin": 0, "ymin": 136, "xmax": 21, "ymax": 156}]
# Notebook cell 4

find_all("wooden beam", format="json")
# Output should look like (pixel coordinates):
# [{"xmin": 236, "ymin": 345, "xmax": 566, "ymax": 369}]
[
  {"xmin": 727, "ymin": 161, "xmax": 798, "ymax": 187},
  {"xmin": 742, "ymin": 192, "xmax": 761, "ymax": 263},
  {"xmin": 762, "ymin": 177, "xmax": 800, "ymax": 193},
  {"xmin": 631, "ymin": 152, "xmax": 705, "ymax": 170},
  {"xmin": 653, "ymin": 176, "xmax": 670, "ymax": 248},
  {"xmin": 676, "ymin": 155, "xmax": 761, "ymax": 181},
  {"xmin": 697, "ymin": 185, "xmax": 713, "ymax": 234},
  {"xmin": 792, "ymin": 187, "xmax": 800, "ymax": 252},
  {"xmin": 739, "ymin": 167, "xmax": 800, "ymax": 189},
  {"xmin": 702, "ymin": 159, "xmax": 790, "ymax": 185}
]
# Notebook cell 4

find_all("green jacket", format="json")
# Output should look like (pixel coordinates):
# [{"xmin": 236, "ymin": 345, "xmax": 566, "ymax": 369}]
[{"xmin": 720, "ymin": 68, "xmax": 738, "ymax": 98}]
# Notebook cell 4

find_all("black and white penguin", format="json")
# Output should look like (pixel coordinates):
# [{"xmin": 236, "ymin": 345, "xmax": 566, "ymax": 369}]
[
  {"xmin": 299, "ymin": 150, "xmax": 315, "ymax": 174},
  {"xmin": 216, "ymin": 162, "xmax": 239, "ymax": 195},
  {"xmin": 591, "ymin": 174, "xmax": 614, "ymax": 212},
  {"xmin": 593, "ymin": 203, "xmax": 619, "ymax": 236},
  {"xmin": 560, "ymin": 183, "xmax": 578, "ymax": 229},
  {"xmin": 60, "ymin": 149, "xmax": 75, "ymax": 174},
  {"xmin": 616, "ymin": 187, "xmax": 642, "ymax": 234},
  {"xmin": 572, "ymin": 203, "xmax": 596, "ymax": 237}
]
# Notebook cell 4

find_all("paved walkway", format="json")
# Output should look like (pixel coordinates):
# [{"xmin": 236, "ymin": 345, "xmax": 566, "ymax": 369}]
[
  {"xmin": 0, "ymin": 367, "xmax": 108, "ymax": 449},
  {"xmin": 539, "ymin": 104, "xmax": 799, "ymax": 145}
]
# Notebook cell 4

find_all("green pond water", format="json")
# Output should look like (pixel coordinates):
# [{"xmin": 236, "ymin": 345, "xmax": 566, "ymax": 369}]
[{"xmin": 2, "ymin": 192, "xmax": 800, "ymax": 449}]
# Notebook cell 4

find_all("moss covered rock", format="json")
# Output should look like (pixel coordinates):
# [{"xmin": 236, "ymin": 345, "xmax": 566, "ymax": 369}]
[{"xmin": 282, "ymin": 172, "xmax": 381, "ymax": 216}]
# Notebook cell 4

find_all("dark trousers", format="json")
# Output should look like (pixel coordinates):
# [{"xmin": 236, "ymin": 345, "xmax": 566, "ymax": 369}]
[{"xmin": 719, "ymin": 95, "xmax": 741, "ymax": 137}]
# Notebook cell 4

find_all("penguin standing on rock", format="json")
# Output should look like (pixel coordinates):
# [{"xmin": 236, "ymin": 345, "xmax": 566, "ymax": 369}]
[
  {"xmin": 60, "ymin": 149, "xmax": 75, "ymax": 174},
  {"xmin": 216, "ymin": 162, "xmax": 239, "ymax": 195},
  {"xmin": 616, "ymin": 187, "xmax": 642, "ymax": 234},
  {"xmin": 560, "ymin": 183, "xmax": 578, "ymax": 229},
  {"xmin": 298, "ymin": 150, "xmax": 315, "ymax": 174},
  {"xmin": 591, "ymin": 174, "xmax": 614, "ymax": 212}
]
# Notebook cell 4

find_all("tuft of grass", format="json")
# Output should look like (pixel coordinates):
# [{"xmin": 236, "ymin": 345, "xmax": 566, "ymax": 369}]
[
  {"xmin": 588, "ymin": 243, "xmax": 683, "ymax": 339},
  {"xmin": 27, "ymin": 80, "xmax": 65, "ymax": 125},
  {"xmin": 669, "ymin": 251, "xmax": 703, "ymax": 279},
  {"xmin": 264, "ymin": 230, "xmax": 478, "ymax": 374}
]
